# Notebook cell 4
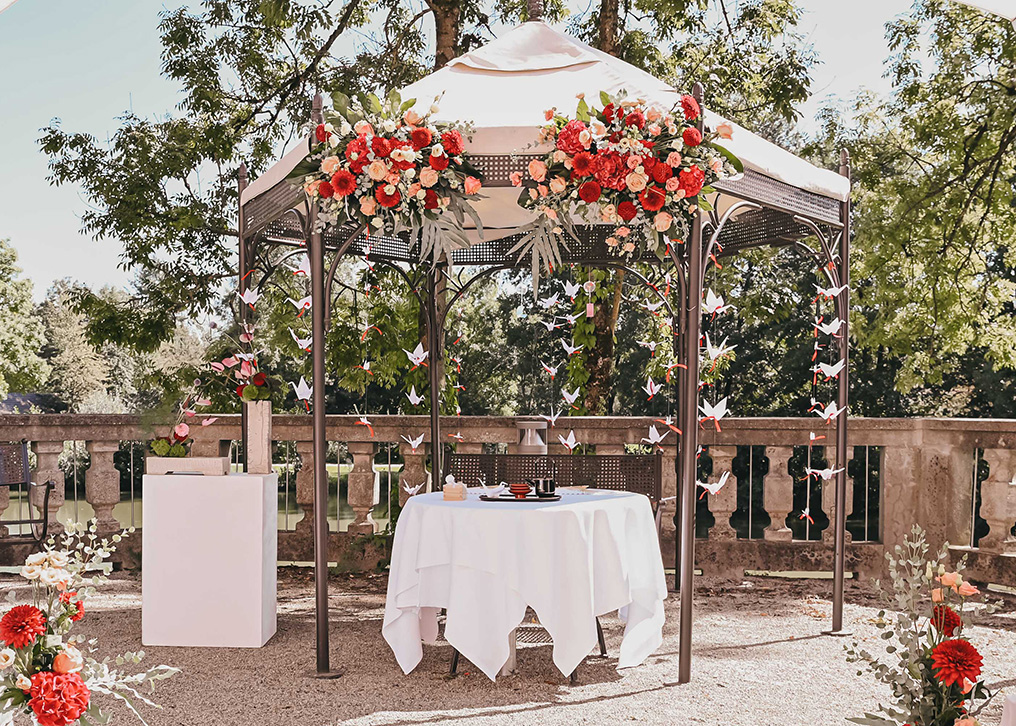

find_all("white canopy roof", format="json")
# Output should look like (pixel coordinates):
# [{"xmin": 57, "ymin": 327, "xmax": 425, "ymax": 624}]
[
  {"xmin": 953, "ymin": 0, "xmax": 1016, "ymax": 23},
  {"xmin": 242, "ymin": 21, "xmax": 849, "ymax": 226}
]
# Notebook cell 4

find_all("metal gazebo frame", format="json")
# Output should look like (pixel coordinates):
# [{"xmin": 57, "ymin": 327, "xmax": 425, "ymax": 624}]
[{"xmin": 236, "ymin": 84, "xmax": 851, "ymax": 685}]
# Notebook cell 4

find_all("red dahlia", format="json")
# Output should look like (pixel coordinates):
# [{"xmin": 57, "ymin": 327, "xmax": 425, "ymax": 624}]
[
  {"xmin": 617, "ymin": 201, "xmax": 638, "ymax": 221},
  {"xmin": 678, "ymin": 165, "xmax": 705, "ymax": 198},
  {"xmin": 423, "ymin": 189, "xmax": 439, "ymax": 210},
  {"xmin": 602, "ymin": 103, "xmax": 616, "ymax": 122},
  {"xmin": 429, "ymin": 153, "xmax": 450, "ymax": 171},
  {"xmin": 572, "ymin": 151, "xmax": 595, "ymax": 176},
  {"xmin": 315, "ymin": 124, "xmax": 330, "ymax": 143},
  {"xmin": 375, "ymin": 184, "xmax": 401, "ymax": 208},
  {"xmin": 931, "ymin": 639, "xmax": 983, "ymax": 687},
  {"xmin": 371, "ymin": 136, "xmax": 392, "ymax": 158},
  {"xmin": 933, "ymin": 605, "xmax": 962, "ymax": 637},
  {"xmin": 0, "ymin": 604, "xmax": 47, "ymax": 649},
  {"xmin": 578, "ymin": 180, "xmax": 602, "ymax": 203},
  {"xmin": 29, "ymin": 672, "xmax": 90, "ymax": 726},
  {"xmin": 638, "ymin": 185, "xmax": 666, "ymax": 212},
  {"xmin": 681, "ymin": 94, "xmax": 700, "ymax": 121},
  {"xmin": 441, "ymin": 130, "xmax": 464, "ymax": 156},
  {"xmin": 69, "ymin": 600, "xmax": 84, "ymax": 622},
  {"xmin": 344, "ymin": 136, "xmax": 370, "ymax": 174},
  {"xmin": 625, "ymin": 111, "xmax": 645, "ymax": 129},
  {"xmin": 651, "ymin": 163, "xmax": 673, "ymax": 184},
  {"xmin": 682, "ymin": 127, "xmax": 702, "ymax": 147},
  {"xmin": 331, "ymin": 170, "xmax": 357, "ymax": 197},
  {"xmin": 410, "ymin": 127, "xmax": 432, "ymax": 150},
  {"xmin": 318, "ymin": 180, "xmax": 335, "ymax": 199},
  {"xmin": 556, "ymin": 119, "xmax": 589, "ymax": 155}
]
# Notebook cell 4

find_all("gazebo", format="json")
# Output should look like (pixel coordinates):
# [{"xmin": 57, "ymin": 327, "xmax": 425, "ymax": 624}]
[{"xmin": 237, "ymin": 20, "xmax": 851, "ymax": 684}]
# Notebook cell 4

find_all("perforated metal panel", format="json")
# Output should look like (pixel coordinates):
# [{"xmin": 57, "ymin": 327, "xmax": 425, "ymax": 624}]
[
  {"xmin": 0, "ymin": 442, "xmax": 30, "ymax": 487},
  {"xmin": 446, "ymin": 453, "xmax": 663, "ymax": 504},
  {"xmin": 714, "ymin": 169, "xmax": 842, "ymax": 227}
]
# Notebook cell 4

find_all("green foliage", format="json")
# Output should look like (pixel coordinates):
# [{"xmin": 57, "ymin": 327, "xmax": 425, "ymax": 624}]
[{"xmin": 0, "ymin": 239, "xmax": 48, "ymax": 399}]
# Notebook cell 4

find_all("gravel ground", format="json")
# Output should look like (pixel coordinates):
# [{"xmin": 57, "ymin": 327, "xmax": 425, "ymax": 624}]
[{"xmin": 3, "ymin": 570, "xmax": 1014, "ymax": 726}]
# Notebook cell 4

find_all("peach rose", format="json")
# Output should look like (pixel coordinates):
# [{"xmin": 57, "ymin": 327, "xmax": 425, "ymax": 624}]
[
  {"xmin": 544, "ymin": 108, "xmax": 556, "ymax": 121},
  {"xmin": 464, "ymin": 176, "xmax": 482, "ymax": 194},
  {"xmin": 528, "ymin": 188, "xmax": 538, "ymax": 200},
  {"xmin": 954, "ymin": 719, "xmax": 977, "ymax": 726},
  {"xmin": 625, "ymin": 172, "xmax": 648, "ymax": 192},
  {"xmin": 931, "ymin": 588, "xmax": 944, "ymax": 603},
  {"xmin": 407, "ymin": 183, "xmax": 421, "ymax": 198},
  {"xmin": 419, "ymin": 167, "xmax": 439, "ymax": 188},
  {"xmin": 510, "ymin": 171, "xmax": 523, "ymax": 187},
  {"xmin": 553, "ymin": 150, "xmax": 568, "ymax": 164},
  {"xmin": 321, "ymin": 156, "xmax": 341, "ymax": 175},
  {"xmin": 606, "ymin": 236, "xmax": 619, "ymax": 247},
  {"xmin": 528, "ymin": 159, "xmax": 547, "ymax": 182},
  {"xmin": 538, "ymin": 184, "xmax": 549, "ymax": 197},
  {"xmin": 366, "ymin": 160, "xmax": 388, "ymax": 181},
  {"xmin": 591, "ymin": 120, "xmax": 606, "ymax": 136},
  {"xmin": 549, "ymin": 176, "xmax": 567, "ymax": 194},
  {"xmin": 939, "ymin": 572, "xmax": 960, "ymax": 588},
  {"xmin": 710, "ymin": 158, "xmax": 724, "ymax": 174},
  {"xmin": 654, "ymin": 212, "xmax": 674, "ymax": 232},
  {"xmin": 386, "ymin": 171, "xmax": 402, "ymax": 185},
  {"xmin": 600, "ymin": 204, "xmax": 617, "ymax": 223},
  {"xmin": 667, "ymin": 151, "xmax": 683, "ymax": 167},
  {"xmin": 403, "ymin": 109, "xmax": 421, "ymax": 126},
  {"xmin": 360, "ymin": 196, "xmax": 377, "ymax": 215},
  {"xmin": 716, "ymin": 121, "xmax": 734, "ymax": 139},
  {"xmin": 578, "ymin": 129, "xmax": 592, "ymax": 147},
  {"xmin": 53, "ymin": 646, "xmax": 83, "ymax": 675},
  {"xmin": 957, "ymin": 581, "xmax": 979, "ymax": 597},
  {"xmin": 627, "ymin": 155, "xmax": 643, "ymax": 170},
  {"xmin": 622, "ymin": 241, "xmax": 636, "ymax": 253},
  {"xmin": 646, "ymin": 107, "xmax": 662, "ymax": 122},
  {"xmin": 542, "ymin": 206, "xmax": 558, "ymax": 220},
  {"xmin": 616, "ymin": 226, "xmax": 630, "ymax": 237},
  {"xmin": 353, "ymin": 120, "xmax": 374, "ymax": 136},
  {"xmin": 648, "ymin": 123, "xmax": 661, "ymax": 136},
  {"xmin": 665, "ymin": 177, "xmax": 680, "ymax": 192},
  {"xmin": 304, "ymin": 180, "xmax": 321, "ymax": 196}
]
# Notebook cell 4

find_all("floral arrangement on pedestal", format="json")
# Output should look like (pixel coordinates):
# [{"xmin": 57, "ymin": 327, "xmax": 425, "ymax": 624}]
[
  {"xmin": 846, "ymin": 525, "xmax": 997, "ymax": 726},
  {"xmin": 0, "ymin": 521, "xmax": 177, "ymax": 725},
  {"xmin": 207, "ymin": 322, "xmax": 272, "ymax": 403},
  {"xmin": 146, "ymin": 378, "xmax": 214, "ymax": 459},
  {"xmin": 511, "ymin": 90, "xmax": 742, "ymax": 269},
  {"xmin": 288, "ymin": 90, "xmax": 484, "ymax": 264}
]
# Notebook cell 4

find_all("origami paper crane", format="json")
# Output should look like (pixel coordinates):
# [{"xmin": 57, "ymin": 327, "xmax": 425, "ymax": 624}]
[
  {"xmin": 541, "ymin": 361, "xmax": 558, "ymax": 380},
  {"xmin": 559, "ymin": 313, "xmax": 581, "ymax": 325},
  {"xmin": 289, "ymin": 328, "xmax": 312, "ymax": 352},
  {"xmin": 448, "ymin": 431, "xmax": 464, "ymax": 441},
  {"xmin": 561, "ymin": 340, "xmax": 583, "ymax": 356},
  {"xmin": 563, "ymin": 280, "xmax": 581, "ymax": 301},
  {"xmin": 451, "ymin": 355, "xmax": 463, "ymax": 372},
  {"xmin": 644, "ymin": 300, "xmax": 665, "ymax": 315},
  {"xmin": 805, "ymin": 466, "xmax": 845, "ymax": 481},
  {"xmin": 287, "ymin": 295, "xmax": 312, "ymax": 317},
  {"xmin": 643, "ymin": 376, "xmax": 660, "ymax": 400},
  {"xmin": 401, "ymin": 433, "xmax": 425, "ymax": 452},
  {"xmin": 355, "ymin": 361, "xmax": 373, "ymax": 375},
  {"xmin": 638, "ymin": 340, "xmax": 659, "ymax": 356},
  {"xmin": 290, "ymin": 377, "xmax": 312, "ymax": 411},
  {"xmin": 665, "ymin": 361, "xmax": 688, "ymax": 383},
  {"xmin": 814, "ymin": 316, "xmax": 845, "ymax": 337},
  {"xmin": 404, "ymin": 342, "xmax": 429, "ymax": 369},
  {"xmin": 238, "ymin": 288, "xmax": 261, "ymax": 310},
  {"xmin": 538, "ymin": 319, "xmax": 562, "ymax": 332},
  {"xmin": 813, "ymin": 283, "xmax": 847, "ymax": 302},
  {"xmin": 811, "ymin": 360, "xmax": 846, "ymax": 381},
  {"xmin": 541, "ymin": 408, "xmax": 562, "ymax": 427},
  {"xmin": 562, "ymin": 387, "xmax": 581, "ymax": 409},
  {"xmin": 704, "ymin": 289, "xmax": 735, "ymax": 317},
  {"xmin": 558, "ymin": 430, "xmax": 580, "ymax": 452},
  {"xmin": 355, "ymin": 416, "xmax": 374, "ymax": 438},
  {"xmin": 655, "ymin": 416, "xmax": 682, "ymax": 435},
  {"xmin": 403, "ymin": 482, "xmax": 424, "ymax": 496},
  {"xmin": 539, "ymin": 293, "xmax": 560, "ymax": 309},
  {"xmin": 360, "ymin": 322, "xmax": 383, "ymax": 340},
  {"xmin": 293, "ymin": 255, "xmax": 311, "ymax": 277},
  {"xmin": 699, "ymin": 397, "xmax": 730, "ymax": 431},
  {"xmin": 697, "ymin": 471, "xmax": 730, "ymax": 499},
  {"xmin": 815, "ymin": 402, "xmax": 844, "ymax": 424},
  {"xmin": 703, "ymin": 334, "xmax": 736, "ymax": 370},
  {"xmin": 641, "ymin": 424, "xmax": 669, "ymax": 449},
  {"xmin": 406, "ymin": 386, "xmax": 425, "ymax": 406},
  {"xmin": 799, "ymin": 507, "xmax": 814, "ymax": 525}
]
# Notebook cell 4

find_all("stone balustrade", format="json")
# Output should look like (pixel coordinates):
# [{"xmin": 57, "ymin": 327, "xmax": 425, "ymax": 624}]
[{"xmin": 0, "ymin": 414, "xmax": 1014, "ymax": 585}]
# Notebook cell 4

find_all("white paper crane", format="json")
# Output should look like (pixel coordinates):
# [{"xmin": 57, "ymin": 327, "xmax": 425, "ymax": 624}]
[
  {"xmin": 815, "ymin": 402, "xmax": 845, "ymax": 423},
  {"xmin": 814, "ymin": 317, "xmax": 845, "ymax": 337},
  {"xmin": 699, "ymin": 397, "xmax": 730, "ymax": 431},
  {"xmin": 539, "ymin": 319, "xmax": 562, "ymax": 332},
  {"xmin": 287, "ymin": 295, "xmax": 312, "ymax": 317},
  {"xmin": 562, "ymin": 387, "xmax": 581, "ymax": 408},
  {"xmin": 541, "ymin": 361, "xmax": 558, "ymax": 380},
  {"xmin": 704, "ymin": 289, "xmax": 735, "ymax": 317},
  {"xmin": 355, "ymin": 415, "xmax": 374, "ymax": 438},
  {"xmin": 641, "ymin": 425, "xmax": 669, "ymax": 449},
  {"xmin": 809, "ymin": 431, "xmax": 826, "ymax": 443},
  {"xmin": 451, "ymin": 355, "xmax": 463, "ymax": 372},
  {"xmin": 290, "ymin": 377, "xmax": 312, "ymax": 411},
  {"xmin": 644, "ymin": 300, "xmax": 665, "ymax": 315},
  {"xmin": 812, "ymin": 360, "xmax": 846, "ymax": 380},
  {"xmin": 655, "ymin": 416, "xmax": 682, "ymax": 434},
  {"xmin": 404, "ymin": 342, "xmax": 429, "ymax": 369},
  {"xmin": 448, "ymin": 431, "xmax": 464, "ymax": 441},
  {"xmin": 541, "ymin": 408, "xmax": 562, "ymax": 427},
  {"xmin": 563, "ymin": 280, "xmax": 581, "ymax": 301},
  {"xmin": 403, "ymin": 481, "xmax": 424, "ymax": 496},
  {"xmin": 477, "ymin": 476, "xmax": 507, "ymax": 498},
  {"xmin": 560, "ymin": 313, "xmax": 581, "ymax": 325},
  {"xmin": 406, "ymin": 386, "xmax": 425, "ymax": 406},
  {"xmin": 697, "ymin": 471, "xmax": 730, "ymax": 499},
  {"xmin": 638, "ymin": 340, "xmax": 659, "ymax": 357},
  {"xmin": 643, "ymin": 376, "xmax": 660, "ymax": 400},
  {"xmin": 289, "ymin": 328, "xmax": 312, "ymax": 352},
  {"xmin": 355, "ymin": 360, "xmax": 373, "ymax": 375},
  {"xmin": 799, "ymin": 507, "xmax": 815, "ymax": 525},
  {"xmin": 401, "ymin": 433, "xmax": 425, "ymax": 452},
  {"xmin": 238, "ymin": 288, "xmax": 261, "ymax": 310},
  {"xmin": 813, "ymin": 283, "xmax": 847, "ymax": 302},
  {"xmin": 805, "ymin": 466, "xmax": 845, "ymax": 481},
  {"xmin": 558, "ymin": 430, "xmax": 580, "ymax": 452},
  {"xmin": 293, "ymin": 255, "xmax": 311, "ymax": 277},
  {"xmin": 561, "ymin": 340, "xmax": 583, "ymax": 356},
  {"xmin": 539, "ymin": 293, "xmax": 560, "ymax": 310},
  {"xmin": 703, "ymin": 334, "xmax": 736, "ymax": 367}
]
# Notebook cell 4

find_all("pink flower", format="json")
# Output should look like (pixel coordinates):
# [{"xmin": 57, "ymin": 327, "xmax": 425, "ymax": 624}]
[
  {"xmin": 710, "ymin": 158, "xmax": 724, "ymax": 174},
  {"xmin": 544, "ymin": 108, "xmax": 556, "ymax": 121},
  {"xmin": 174, "ymin": 423, "xmax": 190, "ymax": 440},
  {"xmin": 403, "ymin": 109, "xmax": 421, "ymax": 126},
  {"xmin": 239, "ymin": 360, "xmax": 254, "ymax": 378},
  {"xmin": 209, "ymin": 361, "xmax": 225, "ymax": 372},
  {"xmin": 407, "ymin": 182, "xmax": 422, "ymax": 198},
  {"xmin": 622, "ymin": 241, "xmax": 636, "ymax": 253},
  {"xmin": 616, "ymin": 226, "xmax": 631, "ymax": 237},
  {"xmin": 542, "ymin": 206, "xmax": 558, "ymax": 220},
  {"xmin": 627, "ymin": 155, "xmax": 643, "ymax": 170},
  {"xmin": 549, "ymin": 176, "xmax": 566, "ymax": 194},
  {"xmin": 716, "ymin": 121, "xmax": 734, "ymax": 140},
  {"xmin": 320, "ymin": 156, "xmax": 341, "ymax": 175},
  {"xmin": 419, "ymin": 167, "xmax": 439, "ymax": 188},
  {"xmin": 957, "ymin": 582, "xmax": 979, "ymax": 597},
  {"xmin": 360, "ymin": 196, "xmax": 378, "ymax": 216},
  {"xmin": 201, "ymin": 418, "xmax": 218, "ymax": 426},
  {"xmin": 221, "ymin": 356, "xmax": 239, "ymax": 368},
  {"xmin": 665, "ymin": 177, "xmax": 680, "ymax": 192},
  {"xmin": 528, "ymin": 159, "xmax": 547, "ymax": 182},
  {"xmin": 367, "ymin": 160, "xmax": 389, "ymax": 181},
  {"xmin": 647, "ymin": 123, "xmax": 661, "ymax": 136},
  {"xmin": 537, "ymin": 184, "xmax": 549, "ymax": 197},
  {"xmin": 646, "ymin": 107, "xmax": 662, "ymax": 122},
  {"xmin": 939, "ymin": 572, "xmax": 961, "ymax": 588},
  {"xmin": 464, "ymin": 176, "xmax": 482, "ymax": 194},
  {"xmin": 509, "ymin": 171, "xmax": 523, "ymax": 187},
  {"xmin": 653, "ymin": 211, "xmax": 674, "ymax": 232},
  {"xmin": 304, "ymin": 180, "xmax": 321, "ymax": 196},
  {"xmin": 666, "ymin": 152, "xmax": 683, "ymax": 167},
  {"xmin": 606, "ymin": 236, "xmax": 619, "ymax": 247},
  {"xmin": 353, "ymin": 120, "xmax": 373, "ymax": 136},
  {"xmin": 932, "ymin": 588, "xmax": 944, "ymax": 603},
  {"xmin": 625, "ymin": 171, "xmax": 648, "ymax": 192}
]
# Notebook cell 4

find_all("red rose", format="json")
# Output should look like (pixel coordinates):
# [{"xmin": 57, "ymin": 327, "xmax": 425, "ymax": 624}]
[
  {"xmin": 423, "ymin": 189, "xmax": 439, "ymax": 210},
  {"xmin": 330, "ymin": 169, "xmax": 357, "ymax": 196},
  {"xmin": 252, "ymin": 372, "xmax": 267, "ymax": 386},
  {"xmin": 680, "ymin": 94, "xmax": 700, "ymax": 121},
  {"xmin": 678, "ymin": 165, "xmax": 705, "ymax": 198},
  {"xmin": 642, "ymin": 156, "xmax": 657, "ymax": 173},
  {"xmin": 617, "ymin": 201, "xmax": 638, "ymax": 221},
  {"xmin": 682, "ymin": 127, "xmax": 702, "ymax": 147},
  {"xmin": 651, "ymin": 162, "xmax": 673, "ymax": 184},
  {"xmin": 344, "ymin": 136, "xmax": 369, "ymax": 174},
  {"xmin": 593, "ymin": 151, "xmax": 627, "ymax": 191},
  {"xmin": 638, "ymin": 185, "xmax": 666, "ymax": 212},
  {"xmin": 315, "ymin": 124, "xmax": 329, "ymax": 143},
  {"xmin": 318, "ymin": 180, "xmax": 335, "ymax": 199},
  {"xmin": 429, "ymin": 153, "xmax": 450, "ymax": 171},
  {"xmin": 625, "ymin": 111, "xmax": 646, "ymax": 129},
  {"xmin": 578, "ymin": 180, "xmax": 602, "ymax": 203},
  {"xmin": 602, "ymin": 103, "xmax": 616, "ymax": 122},
  {"xmin": 556, "ymin": 119, "xmax": 589, "ymax": 155},
  {"xmin": 933, "ymin": 605, "xmax": 962, "ymax": 637},
  {"xmin": 410, "ymin": 127, "xmax": 432, "ymax": 150},
  {"xmin": 371, "ymin": 136, "xmax": 392, "ymax": 158},
  {"xmin": 29, "ymin": 672, "xmax": 90, "ymax": 726},
  {"xmin": 235, "ymin": 385, "xmax": 244, "ymax": 398},
  {"xmin": 441, "ymin": 130, "xmax": 464, "ymax": 156},
  {"xmin": 375, "ymin": 184, "xmax": 401, "ymax": 208},
  {"xmin": 572, "ymin": 151, "xmax": 595, "ymax": 176},
  {"xmin": 931, "ymin": 639, "xmax": 983, "ymax": 687},
  {"xmin": 0, "ymin": 604, "xmax": 47, "ymax": 649}
]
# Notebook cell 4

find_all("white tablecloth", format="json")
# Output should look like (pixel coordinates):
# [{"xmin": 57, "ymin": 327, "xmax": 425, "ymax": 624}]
[{"xmin": 382, "ymin": 489, "xmax": 668, "ymax": 680}]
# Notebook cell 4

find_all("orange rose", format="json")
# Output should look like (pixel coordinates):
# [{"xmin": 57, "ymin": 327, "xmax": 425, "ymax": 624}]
[{"xmin": 464, "ymin": 176, "xmax": 482, "ymax": 195}]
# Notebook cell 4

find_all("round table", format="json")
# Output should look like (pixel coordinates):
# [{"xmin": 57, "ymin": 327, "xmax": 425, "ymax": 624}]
[{"xmin": 382, "ymin": 488, "xmax": 668, "ymax": 680}]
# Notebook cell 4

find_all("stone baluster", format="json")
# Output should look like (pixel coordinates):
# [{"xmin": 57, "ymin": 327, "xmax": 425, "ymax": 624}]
[
  {"xmin": 398, "ymin": 443, "xmax": 428, "ymax": 506},
  {"xmin": 31, "ymin": 441, "xmax": 65, "ymax": 535},
  {"xmin": 660, "ymin": 449, "xmax": 678, "ymax": 536},
  {"xmin": 822, "ymin": 458, "xmax": 852, "ymax": 545},
  {"xmin": 294, "ymin": 440, "xmax": 315, "ymax": 535},
  {"xmin": 346, "ymin": 442, "xmax": 376, "ymax": 535},
  {"xmin": 707, "ymin": 445, "xmax": 737, "ymax": 540},
  {"xmin": 763, "ymin": 446, "xmax": 794, "ymax": 541},
  {"xmin": 0, "ymin": 484, "xmax": 6, "ymax": 537},
  {"xmin": 978, "ymin": 448, "xmax": 1016, "ymax": 554},
  {"xmin": 85, "ymin": 441, "xmax": 121, "ymax": 532},
  {"xmin": 190, "ymin": 437, "xmax": 230, "ymax": 459}
]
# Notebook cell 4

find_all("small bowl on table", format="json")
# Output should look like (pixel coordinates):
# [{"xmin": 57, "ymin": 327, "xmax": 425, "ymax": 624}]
[{"xmin": 508, "ymin": 482, "xmax": 532, "ymax": 500}]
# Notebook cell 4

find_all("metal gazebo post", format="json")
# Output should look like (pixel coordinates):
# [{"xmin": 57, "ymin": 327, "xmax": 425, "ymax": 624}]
[
  {"xmin": 828, "ymin": 149, "xmax": 851, "ymax": 634},
  {"xmin": 237, "ymin": 163, "xmax": 250, "ymax": 472},
  {"xmin": 426, "ymin": 266, "xmax": 443, "ymax": 485},
  {"xmin": 676, "ymin": 82, "xmax": 705, "ymax": 685},
  {"xmin": 307, "ymin": 93, "xmax": 337, "ymax": 676}
]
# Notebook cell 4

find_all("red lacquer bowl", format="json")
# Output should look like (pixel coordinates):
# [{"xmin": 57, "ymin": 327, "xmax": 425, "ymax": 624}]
[{"xmin": 509, "ymin": 482, "xmax": 531, "ymax": 499}]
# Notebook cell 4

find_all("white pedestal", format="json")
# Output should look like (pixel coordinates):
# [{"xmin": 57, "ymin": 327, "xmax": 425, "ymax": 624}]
[{"xmin": 142, "ymin": 473, "xmax": 278, "ymax": 648}]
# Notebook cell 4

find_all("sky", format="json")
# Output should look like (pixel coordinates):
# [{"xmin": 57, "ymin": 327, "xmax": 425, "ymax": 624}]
[{"xmin": 0, "ymin": 0, "xmax": 914, "ymax": 300}]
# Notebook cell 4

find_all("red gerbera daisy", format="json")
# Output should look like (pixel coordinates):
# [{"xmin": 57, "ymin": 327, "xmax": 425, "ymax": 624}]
[
  {"xmin": 578, "ymin": 180, "xmax": 601, "ymax": 203},
  {"xmin": 440, "ymin": 130, "xmax": 464, "ymax": 156},
  {"xmin": 375, "ymin": 184, "xmax": 402, "ymax": 209},
  {"xmin": 29, "ymin": 672, "xmax": 90, "ymax": 726},
  {"xmin": 931, "ymin": 639, "xmax": 983, "ymax": 687},
  {"xmin": 638, "ymin": 185, "xmax": 667, "ymax": 212},
  {"xmin": 410, "ymin": 127, "xmax": 432, "ymax": 150},
  {"xmin": 330, "ymin": 170, "xmax": 357, "ymax": 197},
  {"xmin": 932, "ymin": 605, "xmax": 962, "ymax": 637},
  {"xmin": 572, "ymin": 151, "xmax": 595, "ymax": 177},
  {"xmin": 371, "ymin": 136, "xmax": 392, "ymax": 158},
  {"xmin": 318, "ymin": 180, "xmax": 335, "ymax": 199},
  {"xmin": 0, "ymin": 604, "xmax": 47, "ymax": 649}
]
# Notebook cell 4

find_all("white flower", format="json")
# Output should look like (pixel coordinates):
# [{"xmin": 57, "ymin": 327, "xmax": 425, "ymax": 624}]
[
  {"xmin": 0, "ymin": 648, "xmax": 14, "ymax": 669},
  {"xmin": 16, "ymin": 673, "xmax": 31, "ymax": 691},
  {"xmin": 48, "ymin": 551, "xmax": 69, "ymax": 569},
  {"xmin": 431, "ymin": 144, "xmax": 445, "ymax": 157},
  {"xmin": 670, "ymin": 139, "xmax": 684, "ymax": 151},
  {"xmin": 429, "ymin": 104, "xmax": 440, "ymax": 114},
  {"xmin": 382, "ymin": 118, "xmax": 397, "ymax": 133},
  {"xmin": 20, "ymin": 564, "xmax": 41, "ymax": 581},
  {"xmin": 40, "ymin": 568, "xmax": 70, "ymax": 588},
  {"xmin": 339, "ymin": 121, "xmax": 352, "ymax": 135},
  {"xmin": 327, "ymin": 134, "xmax": 339, "ymax": 148},
  {"xmin": 26, "ymin": 552, "xmax": 48, "ymax": 567},
  {"xmin": 403, "ymin": 168, "xmax": 416, "ymax": 180}
]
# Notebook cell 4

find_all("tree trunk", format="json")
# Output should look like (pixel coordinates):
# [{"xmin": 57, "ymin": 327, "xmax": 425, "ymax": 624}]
[
  {"xmin": 583, "ymin": 270, "xmax": 625, "ymax": 414},
  {"xmin": 597, "ymin": 0, "xmax": 620, "ymax": 56},
  {"xmin": 429, "ymin": 0, "xmax": 462, "ymax": 70}
]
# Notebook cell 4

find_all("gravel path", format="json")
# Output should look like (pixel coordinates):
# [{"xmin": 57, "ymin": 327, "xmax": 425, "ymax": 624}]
[{"xmin": 3, "ymin": 570, "xmax": 1013, "ymax": 726}]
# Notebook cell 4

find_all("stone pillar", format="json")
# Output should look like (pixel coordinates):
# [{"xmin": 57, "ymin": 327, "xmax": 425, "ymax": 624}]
[
  {"xmin": 347, "ymin": 442, "xmax": 376, "ymax": 535},
  {"xmin": 85, "ymin": 441, "xmax": 121, "ymax": 532},
  {"xmin": 763, "ymin": 446, "xmax": 794, "ymax": 541},
  {"xmin": 457, "ymin": 442, "xmax": 483, "ymax": 455},
  {"xmin": 707, "ymin": 445, "xmax": 737, "ymax": 540},
  {"xmin": 399, "ymin": 444, "xmax": 428, "ymax": 506},
  {"xmin": 660, "ymin": 449, "xmax": 678, "ymax": 536},
  {"xmin": 190, "ymin": 437, "xmax": 230, "ymax": 458},
  {"xmin": 245, "ymin": 401, "xmax": 273, "ymax": 475},
  {"xmin": 294, "ymin": 440, "xmax": 316, "ymax": 535},
  {"xmin": 31, "ymin": 441, "xmax": 66, "ymax": 535},
  {"xmin": 881, "ymin": 441, "xmax": 921, "ymax": 550},
  {"xmin": 978, "ymin": 448, "xmax": 1016, "ymax": 554}
]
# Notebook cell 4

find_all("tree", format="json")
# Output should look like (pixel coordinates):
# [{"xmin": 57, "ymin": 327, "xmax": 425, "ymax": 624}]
[
  {"xmin": 38, "ymin": 281, "xmax": 108, "ymax": 410},
  {"xmin": 0, "ymin": 239, "xmax": 48, "ymax": 399}
]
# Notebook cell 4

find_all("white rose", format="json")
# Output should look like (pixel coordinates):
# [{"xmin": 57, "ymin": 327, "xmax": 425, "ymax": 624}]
[
  {"xmin": 670, "ymin": 139, "xmax": 684, "ymax": 151},
  {"xmin": 20, "ymin": 564, "xmax": 41, "ymax": 581},
  {"xmin": 327, "ymin": 134, "xmax": 340, "ymax": 148},
  {"xmin": 40, "ymin": 568, "xmax": 63, "ymax": 587},
  {"xmin": 382, "ymin": 119, "xmax": 397, "ymax": 133},
  {"xmin": 26, "ymin": 552, "xmax": 48, "ymax": 567},
  {"xmin": 16, "ymin": 673, "xmax": 31, "ymax": 691},
  {"xmin": 431, "ymin": 144, "xmax": 445, "ymax": 157},
  {"xmin": 339, "ymin": 121, "xmax": 352, "ymax": 135},
  {"xmin": 48, "ymin": 551, "xmax": 69, "ymax": 568},
  {"xmin": 0, "ymin": 648, "xmax": 14, "ymax": 669}
]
